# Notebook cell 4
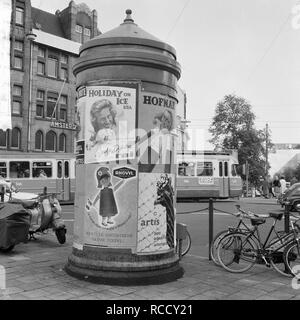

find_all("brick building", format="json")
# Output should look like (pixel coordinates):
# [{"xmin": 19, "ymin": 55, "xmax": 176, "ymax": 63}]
[{"xmin": 1, "ymin": 0, "xmax": 100, "ymax": 154}]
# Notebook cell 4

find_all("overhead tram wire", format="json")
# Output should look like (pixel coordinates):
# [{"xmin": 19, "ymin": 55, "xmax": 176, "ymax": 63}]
[{"xmin": 165, "ymin": 0, "xmax": 192, "ymax": 40}]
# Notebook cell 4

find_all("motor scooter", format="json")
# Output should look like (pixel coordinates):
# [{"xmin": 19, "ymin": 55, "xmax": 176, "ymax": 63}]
[{"xmin": 0, "ymin": 186, "xmax": 67, "ymax": 252}]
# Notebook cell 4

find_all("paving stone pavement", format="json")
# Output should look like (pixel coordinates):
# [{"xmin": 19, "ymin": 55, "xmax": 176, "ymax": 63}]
[{"xmin": 0, "ymin": 232, "xmax": 299, "ymax": 300}]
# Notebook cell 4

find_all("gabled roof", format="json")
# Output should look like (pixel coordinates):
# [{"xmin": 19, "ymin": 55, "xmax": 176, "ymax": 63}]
[{"xmin": 31, "ymin": 7, "xmax": 65, "ymax": 38}]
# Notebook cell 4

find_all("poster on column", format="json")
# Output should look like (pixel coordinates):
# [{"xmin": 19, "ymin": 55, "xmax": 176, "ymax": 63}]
[
  {"xmin": 137, "ymin": 92, "xmax": 177, "ymax": 171},
  {"xmin": 75, "ymin": 86, "xmax": 86, "ymax": 164},
  {"xmin": 83, "ymin": 164, "xmax": 138, "ymax": 250},
  {"xmin": 137, "ymin": 172, "xmax": 176, "ymax": 254},
  {"xmin": 84, "ymin": 85, "xmax": 137, "ymax": 163}
]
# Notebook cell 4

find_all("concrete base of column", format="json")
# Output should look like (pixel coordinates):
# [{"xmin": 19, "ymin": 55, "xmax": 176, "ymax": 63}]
[{"xmin": 65, "ymin": 247, "xmax": 184, "ymax": 285}]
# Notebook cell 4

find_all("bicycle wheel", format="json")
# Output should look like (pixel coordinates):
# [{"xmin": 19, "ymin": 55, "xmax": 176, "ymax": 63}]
[
  {"xmin": 268, "ymin": 235, "xmax": 293, "ymax": 277},
  {"xmin": 181, "ymin": 230, "xmax": 191, "ymax": 256},
  {"xmin": 210, "ymin": 230, "xmax": 229, "ymax": 266},
  {"xmin": 283, "ymin": 241, "xmax": 300, "ymax": 276},
  {"xmin": 217, "ymin": 232, "xmax": 257, "ymax": 273}
]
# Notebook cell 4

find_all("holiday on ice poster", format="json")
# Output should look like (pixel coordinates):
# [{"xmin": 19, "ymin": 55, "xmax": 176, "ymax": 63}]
[{"xmin": 78, "ymin": 84, "xmax": 137, "ymax": 164}]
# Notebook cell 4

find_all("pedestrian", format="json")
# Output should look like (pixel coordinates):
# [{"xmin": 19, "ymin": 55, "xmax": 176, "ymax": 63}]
[
  {"xmin": 279, "ymin": 175, "xmax": 287, "ymax": 194},
  {"xmin": 268, "ymin": 176, "xmax": 275, "ymax": 198},
  {"xmin": 273, "ymin": 175, "xmax": 281, "ymax": 198},
  {"xmin": 291, "ymin": 176, "xmax": 298, "ymax": 186},
  {"xmin": 262, "ymin": 176, "xmax": 269, "ymax": 199}
]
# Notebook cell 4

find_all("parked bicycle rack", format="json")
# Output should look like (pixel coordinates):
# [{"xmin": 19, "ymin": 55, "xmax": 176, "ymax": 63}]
[{"xmin": 207, "ymin": 198, "xmax": 292, "ymax": 261}]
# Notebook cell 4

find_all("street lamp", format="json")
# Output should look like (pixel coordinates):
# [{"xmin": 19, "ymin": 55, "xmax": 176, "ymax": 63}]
[{"xmin": 25, "ymin": 30, "xmax": 37, "ymax": 152}]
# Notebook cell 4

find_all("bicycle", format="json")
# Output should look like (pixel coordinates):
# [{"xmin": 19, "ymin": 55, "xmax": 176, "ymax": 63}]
[
  {"xmin": 176, "ymin": 222, "xmax": 191, "ymax": 258},
  {"xmin": 210, "ymin": 205, "xmax": 260, "ymax": 266},
  {"xmin": 216, "ymin": 209, "xmax": 300, "ymax": 277}
]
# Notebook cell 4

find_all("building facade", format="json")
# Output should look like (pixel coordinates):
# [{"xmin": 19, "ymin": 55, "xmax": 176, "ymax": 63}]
[{"xmin": 1, "ymin": 0, "xmax": 100, "ymax": 154}]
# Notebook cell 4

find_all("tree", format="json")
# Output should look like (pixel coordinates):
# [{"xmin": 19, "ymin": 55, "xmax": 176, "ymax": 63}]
[{"xmin": 209, "ymin": 94, "xmax": 270, "ymax": 186}]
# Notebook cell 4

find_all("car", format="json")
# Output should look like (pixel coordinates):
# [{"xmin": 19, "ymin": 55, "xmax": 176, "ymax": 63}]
[{"xmin": 280, "ymin": 182, "xmax": 300, "ymax": 212}]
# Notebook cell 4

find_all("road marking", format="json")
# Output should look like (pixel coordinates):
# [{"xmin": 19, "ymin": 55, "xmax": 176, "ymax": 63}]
[
  {"xmin": 64, "ymin": 219, "xmax": 74, "ymax": 222},
  {"xmin": 185, "ymin": 253, "xmax": 208, "ymax": 260}
]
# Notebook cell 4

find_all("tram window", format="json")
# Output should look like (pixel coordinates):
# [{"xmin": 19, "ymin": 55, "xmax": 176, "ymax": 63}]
[
  {"xmin": 197, "ymin": 162, "xmax": 213, "ymax": 176},
  {"xmin": 57, "ymin": 161, "xmax": 62, "ymax": 178},
  {"xmin": 178, "ymin": 162, "xmax": 188, "ymax": 176},
  {"xmin": 32, "ymin": 162, "xmax": 52, "ymax": 178},
  {"xmin": 231, "ymin": 164, "xmax": 237, "ymax": 177},
  {"xmin": 9, "ymin": 161, "xmax": 30, "ymax": 178},
  {"xmin": 64, "ymin": 161, "xmax": 69, "ymax": 178},
  {"xmin": 178, "ymin": 162, "xmax": 195, "ymax": 176},
  {"xmin": 224, "ymin": 162, "xmax": 228, "ymax": 177},
  {"xmin": 219, "ymin": 162, "xmax": 223, "ymax": 177},
  {"xmin": 0, "ymin": 162, "xmax": 7, "ymax": 178}
]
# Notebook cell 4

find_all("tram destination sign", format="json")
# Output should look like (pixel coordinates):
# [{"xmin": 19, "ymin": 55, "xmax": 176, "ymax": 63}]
[{"xmin": 50, "ymin": 121, "xmax": 78, "ymax": 131}]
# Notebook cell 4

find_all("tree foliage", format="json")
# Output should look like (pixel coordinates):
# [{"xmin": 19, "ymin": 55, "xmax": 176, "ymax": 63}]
[{"xmin": 209, "ymin": 94, "xmax": 271, "ymax": 185}]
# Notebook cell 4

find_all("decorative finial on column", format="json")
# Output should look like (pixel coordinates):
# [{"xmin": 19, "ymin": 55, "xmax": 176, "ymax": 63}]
[{"xmin": 124, "ymin": 9, "xmax": 134, "ymax": 23}]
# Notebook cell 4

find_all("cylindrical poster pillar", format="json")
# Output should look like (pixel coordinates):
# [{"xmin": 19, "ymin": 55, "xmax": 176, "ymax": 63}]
[{"xmin": 65, "ymin": 10, "xmax": 183, "ymax": 285}]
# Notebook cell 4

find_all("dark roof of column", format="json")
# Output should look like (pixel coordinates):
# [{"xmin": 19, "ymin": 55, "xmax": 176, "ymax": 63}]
[{"xmin": 80, "ymin": 9, "xmax": 177, "ymax": 59}]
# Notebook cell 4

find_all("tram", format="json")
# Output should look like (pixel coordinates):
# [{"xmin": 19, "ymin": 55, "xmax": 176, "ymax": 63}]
[
  {"xmin": 176, "ymin": 150, "xmax": 242, "ymax": 199},
  {"xmin": 0, "ymin": 153, "xmax": 76, "ymax": 203}
]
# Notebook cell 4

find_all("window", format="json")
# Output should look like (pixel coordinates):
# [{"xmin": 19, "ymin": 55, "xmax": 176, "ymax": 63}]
[
  {"xmin": 75, "ymin": 25, "xmax": 83, "ymax": 33},
  {"xmin": 9, "ymin": 161, "xmax": 30, "ymax": 178},
  {"xmin": 84, "ymin": 28, "xmax": 91, "ymax": 36},
  {"xmin": 0, "ymin": 162, "xmax": 7, "ymax": 178},
  {"xmin": 37, "ymin": 90, "xmax": 45, "ymax": 101},
  {"xmin": 35, "ymin": 131, "xmax": 43, "ymax": 150},
  {"xmin": 64, "ymin": 161, "xmax": 69, "ymax": 178},
  {"xmin": 12, "ymin": 101, "xmax": 22, "ymax": 115},
  {"xmin": 37, "ymin": 62, "xmax": 45, "ymax": 75},
  {"xmin": 36, "ymin": 105, "xmax": 44, "ymax": 117},
  {"xmin": 59, "ymin": 95, "xmax": 67, "ymax": 121},
  {"xmin": 13, "ymin": 85, "xmax": 22, "ymax": 96},
  {"xmin": 59, "ymin": 134, "xmax": 66, "ymax": 152},
  {"xmin": 61, "ymin": 54, "xmax": 68, "ymax": 64},
  {"xmin": 231, "ymin": 164, "xmax": 237, "ymax": 177},
  {"xmin": 0, "ymin": 131, "xmax": 7, "ymax": 148},
  {"xmin": 219, "ymin": 162, "xmax": 223, "ymax": 177},
  {"xmin": 57, "ymin": 161, "xmax": 62, "ymax": 178},
  {"xmin": 46, "ymin": 95, "xmax": 58, "ymax": 118},
  {"xmin": 48, "ymin": 57, "xmax": 58, "ymax": 78},
  {"xmin": 45, "ymin": 131, "xmax": 56, "ymax": 151},
  {"xmin": 60, "ymin": 68, "xmax": 68, "ymax": 81},
  {"xmin": 224, "ymin": 162, "xmax": 228, "ymax": 177},
  {"xmin": 197, "ymin": 162, "xmax": 213, "ymax": 176},
  {"xmin": 32, "ymin": 162, "xmax": 52, "ymax": 178},
  {"xmin": 16, "ymin": 7, "xmax": 24, "ymax": 26},
  {"xmin": 11, "ymin": 128, "xmax": 21, "ymax": 149},
  {"xmin": 38, "ymin": 47, "xmax": 45, "ymax": 58},
  {"xmin": 14, "ymin": 40, "xmax": 23, "ymax": 52},
  {"xmin": 12, "ymin": 85, "xmax": 22, "ymax": 115},
  {"xmin": 14, "ymin": 56, "xmax": 23, "ymax": 69},
  {"xmin": 178, "ymin": 161, "xmax": 195, "ymax": 176}
]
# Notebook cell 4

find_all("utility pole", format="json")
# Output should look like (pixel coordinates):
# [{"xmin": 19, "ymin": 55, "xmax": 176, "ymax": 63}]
[{"xmin": 265, "ymin": 123, "xmax": 268, "ymax": 177}]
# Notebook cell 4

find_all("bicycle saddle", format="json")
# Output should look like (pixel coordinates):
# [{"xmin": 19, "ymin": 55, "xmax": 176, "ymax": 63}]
[
  {"xmin": 269, "ymin": 212, "xmax": 283, "ymax": 220},
  {"xmin": 250, "ymin": 218, "xmax": 266, "ymax": 226}
]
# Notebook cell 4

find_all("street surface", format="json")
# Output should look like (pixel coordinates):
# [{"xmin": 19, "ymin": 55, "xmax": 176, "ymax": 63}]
[
  {"xmin": 1, "ymin": 196, "xmax": 300, "ymax": 301},
  {"xmin": 62, "ymin": 197, "xmax": 285, "ymax": 260}
]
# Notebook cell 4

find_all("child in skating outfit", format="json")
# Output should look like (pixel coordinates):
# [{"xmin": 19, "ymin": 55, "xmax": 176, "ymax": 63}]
[{"xmin": 86, "ymin": 167, "xmax": 124, "ymax": 227}]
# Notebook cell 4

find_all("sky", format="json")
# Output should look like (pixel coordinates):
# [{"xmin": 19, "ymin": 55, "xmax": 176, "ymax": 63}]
[{"xmin": 31, "ymin": 0, "xmax": 300, "ymax": 148}]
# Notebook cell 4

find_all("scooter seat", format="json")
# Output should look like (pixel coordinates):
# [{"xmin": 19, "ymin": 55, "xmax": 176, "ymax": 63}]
[{"xmin": 10, "ymin": 199, "xmax": 37, "ymax": 209}]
